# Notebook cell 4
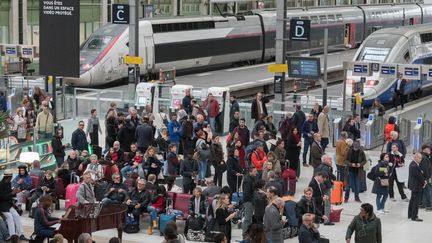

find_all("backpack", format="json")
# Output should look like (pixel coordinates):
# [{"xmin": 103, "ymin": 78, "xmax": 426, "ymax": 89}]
[
  {"xmin": 124, "ymin": 213, "xmax": 140, "ymax": 234},
  {"xmin": 367, "ymin": 164, "xmax": 379, "ymax": 181},
  {"xmin": 245, "ymin": 143, "xmax": 258, "ymax": 168}
]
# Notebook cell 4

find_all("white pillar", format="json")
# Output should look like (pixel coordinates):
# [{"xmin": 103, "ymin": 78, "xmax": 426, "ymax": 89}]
[
  {"xmin": 101, "ymin": 0, "xmax": 108, "ymax": 24},
  {"xmin": 22, "ymin": 0, "xmax": 28, "ymax": 44},
  {"xmin": 10, "ymin": 0, "xmax": 19, "ymax": 44}
]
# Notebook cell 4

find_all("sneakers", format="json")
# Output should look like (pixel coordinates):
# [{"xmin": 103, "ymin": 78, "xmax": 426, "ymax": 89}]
[
  {"xmin": 402, "ymin": 198, "xmax": 410, "ymax": 202},
  {"xmin": 390, "ymin": 198, "xmax": 397, "ymax": 202},
  {"xmin": 383, "ymin": 209, "xmax": 390, "ymax": 213},
  {"xmin": 377, "ymin": 210, "xmax": 385, "ymax": 214}
]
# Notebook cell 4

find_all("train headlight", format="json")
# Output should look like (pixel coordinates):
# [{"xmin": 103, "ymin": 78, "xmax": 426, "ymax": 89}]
[
  {"xmin": 81, "ymin": 63, "xmax": 93, "ymax": 71},
  {"xmin": 366, "ymin": 80, "xmax": 379, "ymax": 86}
]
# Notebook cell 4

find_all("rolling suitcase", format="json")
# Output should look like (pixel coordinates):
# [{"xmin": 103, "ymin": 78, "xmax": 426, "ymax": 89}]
[
  {"xmin": 159, "ymin": 213, "xmax": 176, "ymax": 235},
  {"xmin": 65, "ymin": 173, "xmax": 80, "ymax": 209},
  {"xmin": 232, "ymin": 175, "xmax": 243, "ymax": 205},
  {"xmin": 282, "ymin": 168, "xmax": 296, "ymax": 196},
  {"xmin": 331, "ymin": 171, "xmax": 344, "ymax": 205}
]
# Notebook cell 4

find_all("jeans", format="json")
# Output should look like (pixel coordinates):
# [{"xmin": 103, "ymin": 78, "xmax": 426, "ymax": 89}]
[
  {"xmin": 321, "ymin": 137, "xmax": 329, "ymax": 153},
  {"xmin": 302, "ymin": 138, "xmax": 313, "ymax": 164},
  {"xmin": 256, "ymin": 170, "xmax": 263, "ymax": 180},
  {"xmin": 147, "ymin": 206, "xmax": 160, "ymax": 222},
  {"xmin": 389, "ymin": 171, "xmax": 407, "ymax": 199},
  {"xmin": 213, "ymin": 168, "xmax": 223, "ymax": 187},
  {"xmin": 101, "ymin": 198, "xmax": 122, "ymax": 205},
  {"xmin": 0, "ymin": 218, "xmax": 9, "ymax": 241},
  {"xmin": 345, "ymin": 171, "xmax": 359, "ymax": 200},
  {"xmin": 198, "ymin": 160, "xmax": 207, "ymax": 180},
  {"xmin": 336, "ymin": 165, "xmax": 346, "ymax": 183},
  {"xmin": 242, "ymin": 201, "xmax": 254, "ymax": 238},
  {"xmin": 209, "ymin": 117, "xmax": 216, "ymax": 134},
  {"xmin": 37, "ymin": 227, "xmax": 56, "ymax": 238},
  {"xmin": 422, "ymin": 183, "xmax": 432, "ymax": 208},
  {"xmin": 376, "ymin": 192, "xmax": 388, "ymax": 210},
  {"xmin": 121, "ymin": 165, "xmax": 138, "ymax": 179},
  {"xmin": 4, "ymin": 207, "xmax": 24, "ymax": 236}
]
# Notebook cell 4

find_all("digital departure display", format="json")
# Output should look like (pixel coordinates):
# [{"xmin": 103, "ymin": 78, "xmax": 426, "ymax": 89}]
[{"xmin": 287, "ymin": 57, "xmax": 320, "ymax": 79}]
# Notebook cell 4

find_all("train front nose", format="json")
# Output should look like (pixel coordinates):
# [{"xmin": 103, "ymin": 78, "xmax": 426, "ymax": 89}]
[{"xmin": 64, "ymin": 71, "xmax": 92, "ymax": 86}]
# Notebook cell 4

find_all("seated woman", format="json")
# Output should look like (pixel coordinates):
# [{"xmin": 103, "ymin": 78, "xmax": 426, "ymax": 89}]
[
  {"xmin": 29, "ymin": 170, "xmax": 56, "ymax": 216},
  {"xmin": 142, "ymin": 146, "xmax": 163, "ymax": 180},
  {"xmin": 33, "ymin": 195, "xmax": 60, "ymax": 239},
  {"xmin": 121, "ymin": 150, "xmax": 143, "ymax": 179},
  {"xmin": 147, "ymin": 185, "xmax": 167, "ymax": 235},
  {"xmin": 84, "ymin": 154, "xmax": 103, "ymax": 181},
  {"xmin": 56, "ymin": 162, "xmax": 71, "ymax": 188},
  {"xmin": 295, "ymin": 187, "xmax": 325, "ymax": 226},
  {"xmin": 184, "ymin": 187, "xmax": 207, "ymax": 234}
]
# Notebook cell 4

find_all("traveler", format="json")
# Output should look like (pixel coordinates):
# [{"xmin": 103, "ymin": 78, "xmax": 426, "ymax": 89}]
[
  {"xmin": 71, "ymin": 121, "xmax": 88, "ymax": 152},
  {"xmin": 76, "ymin": 172, "xmax": 96, "ymax": 205},
  {"xmin": 33, "ymin": 195, "xmax": 60, "ymax": 238},
  {"xmin": 315, "ymin": 155, "xmax": 336, "ymax": 225},
  {"xmin": 408, "ymin": 153, "xmax": 427, "ymax": 221},
  {"xmin": 52, "ymin": 128, "xmax": 69, "ymax": 167},
  {"xmin": 251, "ymin": 92, "xmax": 269, "ymax": 123},
  {"xmin": 242, "ymin": 167, "xmax": 257, "ymax": 238},
  {"xmin": 301, "ymin": 114, "xmax": 318, "ymax": 167},
  {"xmin": 346, "ymin": 203, "xmax": 382, "ymax": 243},
  {"xmin": 388, "ymin": 143, "xmax": 408, "ymax": 202},
  {"xmin": 215, "ymin": 193, "xmax": 237, "ymax": 243},
  {"xmin": 263, "ymin": 197, "xmax": 286, "ymax": 243},
  {"xmin": 35, "ymin": 101, "xmax": 54, "ymax": 139},
  {"xmin": 86, "ymin": 109, "xmax": 102, "ymax": 146},
  {"xmin": 345, "ymin": 141, "xmax": 367, "ymax": 203},
  {"xmin": 298, "ymin": 213, "xmax": 320, "ymax": 243},
  {"xmin": 317, "ymin": 105, "xmax": 330, "ymax": 152},
  {"xmin": 336, "ymin": 131, "xmax": 349, "ymax": 182},
  {"xmin": 372, "ymin": 153, "xmax": 390, "ymax": 214}
]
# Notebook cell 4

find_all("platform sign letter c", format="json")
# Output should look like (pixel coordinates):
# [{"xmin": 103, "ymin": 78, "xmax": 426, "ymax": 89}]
[{"xmin": 117, "ymin": 9, "xmax": 124, "ymax": 21}]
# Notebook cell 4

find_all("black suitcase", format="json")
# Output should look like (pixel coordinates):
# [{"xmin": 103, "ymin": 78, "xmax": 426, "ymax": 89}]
[{"xmin": 93, "ymin": 145, "xmax": 102, "ymax": 159}]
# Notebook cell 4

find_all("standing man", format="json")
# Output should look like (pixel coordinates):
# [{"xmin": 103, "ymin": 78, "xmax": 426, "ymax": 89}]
[
  {"xmin": 203, "ymin": 93, "xmax": 220, "ymax": 134},
  {"xmin": 76, "ymin": 171, "xmax": 96, "ymax": 205},
  {"xmin": 71, "ymin": 121, "xmax": 88, "ymax": 152},
  {"xmin": 229, "ymin": 111, "xmax": 240, "ymax": 133},
  {"xmin": 229, "ymin": 95, "xmax": 240, "ymax": 120},
  {"xmin": 408, "ymin": 153, "xmax": 427, "ymax": 221},
  {"xmin": 393, "ymin": 73, "xmax": 406, "ymax": 110},
  {"xmin": 310, "ymin": 133, "xmax": 324, "ymax": 172},
  {"xmin": 346, "ymin": 203, "xmax": 382, "ymax": 243},
  {"xmin": 167, "ymin": 113, "xmax": 182, "ymax": 150},
  {"xmin": 233, "ymin": 118, "xmax": 250, "ymax": 147},
  {"xmin": 242, "ymin": 167, "xmax": 257, "ymax": 238},
  {"xmin": 292, "ymin": 105, "xmax": 306, "ymax": 136},
  {"xmin": 336, "ymin": 131, "xmax": 350, "ymax": 182},
  {"xmin": 420, "ymin": 145, "xmax": 432, "ymax": 210},
  {"xmin": 301, "ymin": 113, "xmax": 318, "ymax": 167},
  {"xmin": 135, "ymin": 116, "xmax": 155, "ymax": 153},
  {"xmin": 317, "ymin": 105, "xmax": 330, "ymax": 152},
  {"xmin": 353, "ymin": 114, "xmax": 361, "ymax": 141},
  {"xmin": 316, "ymin": 155, "xmax": 336, "ymax": 226},
  {"xmin": 35, "ymin": 101, "xmax": 54, "ymax": 139},
  {"xmin": 308, "ymin": 172, "xmax": 328, "ymax": 224},
  {"xmin": 251, "ymin": 92, "xmax": 268, "ymax": 123},
  {"xmin": 345, "ymin": 141, "xmax": 367, "ymax": 203},
  {"xmin": 182, "ymin": 88, "xmax": 193, "ymax": 115}
]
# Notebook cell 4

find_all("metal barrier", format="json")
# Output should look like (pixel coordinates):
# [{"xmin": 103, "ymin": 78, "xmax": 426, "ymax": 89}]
[
  {"xmin": 423, "ymin": 120, "xmax": 432, "ymax": 145},
  {"xmin": 332, "ymin": 117, "xmax": 343, "ymax": 147},
  {"xmin": 364, "ymin": 115, "xmax": 385, "ymax": 150},
  {"xmin": 398, "ymin": 117, "xmax": 411, "ymax": 146},
  {"xmin": 72, "ymin": 88, "xmax": 126, "ymax": 119}
]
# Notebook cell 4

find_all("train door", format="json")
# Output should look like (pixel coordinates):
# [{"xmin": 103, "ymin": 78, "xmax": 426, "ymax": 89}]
[
  {"xmin": 142, "ymin": 22, "xmax": 155, "ymax": 72},
  {"xmin": 344, "ymin": 23, "xmax": 356, "ymax": 48},
  {"xmin": 409, "ymin": 18, "xmax": 415, "ymax": 25}
]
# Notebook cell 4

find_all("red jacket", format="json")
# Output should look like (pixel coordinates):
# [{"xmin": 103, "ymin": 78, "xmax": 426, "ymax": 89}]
[
  {"xmin": 203, "ymin": 99, "xmax": 219, "ymax": 118},
  {"xmin": 251, "ymin": 149, "xmax": 267, "ymax": 171}
]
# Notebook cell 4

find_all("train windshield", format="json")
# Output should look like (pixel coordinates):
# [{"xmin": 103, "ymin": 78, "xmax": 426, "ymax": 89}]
[
  {"xmin": 80, "ymin": 24, "xmax": 127, "ymax": 74},
  {"xmin": 357, "ymin": 47, "xmax": 390, "ymax": 63}
]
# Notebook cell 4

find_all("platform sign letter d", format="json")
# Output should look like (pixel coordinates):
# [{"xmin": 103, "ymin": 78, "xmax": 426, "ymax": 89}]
[
  {"xmin": 290, "ymin": 19, "xmax": 310, "ymax": 41},
  {"xmin": 295, "ymin": 25, "xmax": 304, "ymax": 38}
]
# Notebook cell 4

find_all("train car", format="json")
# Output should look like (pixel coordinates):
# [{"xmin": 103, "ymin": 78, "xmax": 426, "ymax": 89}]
[
  {"xmin": 65, "ymin": 3, "xmax": 431, "ymax": 86},
  {"xmin": 345, "ymin": 21, "xmax": 432, "ymax": 110}
]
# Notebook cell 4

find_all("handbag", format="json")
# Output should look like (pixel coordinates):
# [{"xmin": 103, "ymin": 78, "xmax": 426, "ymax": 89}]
[
  {"xmin": 380, "ymin": 178, "xmax": 389, "ymax": 187},
  {"xmin": 17, "ymin": 126, "xmax": 26, "ymax": 139},
  {"xmin": 319, "ymin": 237, "xmax": 330, "ymax": 243}
]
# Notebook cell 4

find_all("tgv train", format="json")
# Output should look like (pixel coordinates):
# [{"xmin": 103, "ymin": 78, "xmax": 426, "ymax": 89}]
[
  {"xmin": 65, "ymin": 3, "xmax": 432, "ymax": 86},
  {"xmin": 346, "ymin": 23, "xmax": 432, "ymax": 107}
]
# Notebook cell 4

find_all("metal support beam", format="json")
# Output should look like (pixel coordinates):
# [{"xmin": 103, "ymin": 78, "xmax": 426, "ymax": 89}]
[
  {"xmin": 274, "ymin": 0, "xmax": 287, "ymax": 113},
  {"xmin": 323, "ymin": 28, "xmax": 328, "ymax": 106},
  {"xmin": 128, "ymin": 0, "xmax": 140, "ymax": 104}
]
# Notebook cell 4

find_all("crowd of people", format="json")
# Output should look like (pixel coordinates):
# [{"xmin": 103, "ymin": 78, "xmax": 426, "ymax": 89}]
[{"xmin": 1, "ymin": 86, "xmax": 430, "ymax": 243}]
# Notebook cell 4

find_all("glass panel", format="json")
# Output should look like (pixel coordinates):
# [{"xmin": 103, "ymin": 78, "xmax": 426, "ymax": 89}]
[{"xmin": 357, "ymin": 47, "xmax": 391, "ymax": 63}]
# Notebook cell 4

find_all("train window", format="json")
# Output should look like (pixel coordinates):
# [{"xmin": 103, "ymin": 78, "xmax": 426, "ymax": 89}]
[
  {"xmin": 420, "ymin": 33, "xmax": 432, "ymax": 43},
  {"xmin": 301, "ymin": 16, "xmax": 310, "ymax": 20},
  {"xmin": 152, "ymin": 21, "xmax": 216, "ymax": 33},
  {"xmin": 404, "ymin": 51, "xmax": 410, "ymax": 62},
  {"xmin": 328, "ymin": 15, "xmax": 335, "ymax": 23},
  {"xmin": 319, "ymin": 15, "xmax": 327, "ymax": 24},
  {"xmin": 372, "ymin": 12, "xmax": 376, "ymax": 18},
  {"xmin": 357, "ymin": 47, "xmax": 390, "ymax": 62},
  {"xmin": 336, "ymin": 14, "xmax": 343, "ymax": 22},
  {"xmin": 311, "ymin": 16, "xmax": 319, "ymax": 24},
  {"xmin": 82, "ymin": 36, "xmax": 113, "ymax": 50}
]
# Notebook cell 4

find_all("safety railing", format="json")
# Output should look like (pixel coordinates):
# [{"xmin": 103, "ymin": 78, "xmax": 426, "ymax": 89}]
[
  {"xmin": 364, "ymin": 115, "xmax": 385, "ymax": 150},
  {"xmin": 399, "ymin": 117, "xmax": 411, "ymax": 147},
  {"xmin": 72, "ymin": 87, "xmax": 126, "ymax": 119}
]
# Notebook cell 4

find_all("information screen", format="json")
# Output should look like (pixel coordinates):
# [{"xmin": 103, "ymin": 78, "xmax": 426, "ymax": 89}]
[
  {"xmin": 287, "ymin": 57, "xmax": 321, "ymax": 79},
  {"xmin": 40, "ymin": 0, "xmax": 80, "ymax": 77}
]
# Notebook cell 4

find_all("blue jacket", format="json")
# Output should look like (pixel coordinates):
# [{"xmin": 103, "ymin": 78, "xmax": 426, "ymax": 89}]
[
  {"xmin": 34, "ymin": 206, "xmax": 59, "ymax": 234},
  {"xmin": 301, "ymin": 120, "xmax": 318, "ymax": 140},
  {"xmin": 168, "ymin": 120, "xmax": 182, "ymax": 143},
  {"xmin": 71, "ymin": 128, "xmax": 88, "ymax": 151},
  {"xmin": 11, "ymin": 175, "xmax": 32, "ymax": 190}
]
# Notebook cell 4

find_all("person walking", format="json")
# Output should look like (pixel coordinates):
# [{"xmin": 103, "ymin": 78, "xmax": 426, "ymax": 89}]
[
  {"xmin": 420, "ymin": 145, "xmax": 432, "ymax": 210},
  {"xmin": 393, "ymin": 73, "xmax": 406, "ymax": 110},
  {"xmin": 408, "ymin": 153, "xmax": 427, "ymax": 221},
  {"xmin": 86, "ymin": 109, "xmax": 102, "ymax": 146},
  {"xmin": 345, "ymin": 203, "xmax": 382, "ymax": 243},
  {"xmin": 388, "ymin": 143, "xmax": 408, "ymax": 202},
  {"xmin": 263, "ymin": 197, "xmax": 286, "ymax": 243},
  {"xmin": 372, "ymin": 153, "xmax": 390, "ymax": 214}
]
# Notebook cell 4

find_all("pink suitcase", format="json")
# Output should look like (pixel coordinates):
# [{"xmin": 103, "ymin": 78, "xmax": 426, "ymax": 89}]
[{"xmin": 65, "ymin": 173, "xmax": 80, "ymax": 209}]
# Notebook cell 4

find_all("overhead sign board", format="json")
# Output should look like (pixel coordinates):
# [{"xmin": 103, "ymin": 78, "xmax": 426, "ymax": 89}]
[
  {"xmin": 19, "ymin": 46, "xmax": 34, "ymax": 58},
  {"xmin": 40, "ymin": 0, "xmax": 80, "ymax": 77},
  {"xmin": 112, "ymin": 4, "xmax": 130, "ymax": 24},
  {"xmin": 287, "ymin": 57, "xmax": 320, "ymax": 79},
  {"xmin": 352, "ymin": 62, "xmax": 372, "ymax": 76},
  {"xmin": 290, "ymin": 19, "xmax": 311, "ymax": 41},
  {"xmin": 400, "ymin": 65, "xmax": 421, "ymax": 80},
  {"xmin": 4, "ymin": 46, "xmax": 17, "ymax": 57},
  {"xmin": 380, "ymin": 64, "xmax": 397, "ymax": 78},
  {"xmin": 268, "ymin": 64, "xmax": 288, "ymax": 73}
]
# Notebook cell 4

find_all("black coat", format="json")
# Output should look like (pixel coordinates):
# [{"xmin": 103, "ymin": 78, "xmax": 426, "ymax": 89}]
[
  {"xmin": 265, "ymin": 180, "xmax": 283, "ymax": 197},
  {"xmin": 308, "ymin": 178, "xmax": 324, "ymax": 213},
  {"xmin": 143, "ymin": 157, "xmax": 163, "ymax": 177},
  {"xmin": 104, "ymin": 182, "xmax": 129, "ymax": 202},
  {"xmin": 52, "ymin": 136, "xmax": 65, "ymax": 157},
  {"xmin": 251, "ymin": 97, "xmax": 269, "ymax": 120},
  {"xmin": 229, "ymin": 118, "xmax": 239, "ymax": 133},
  {"xmin": 408, "ymin": 161, "xmax": 426, "ymax": 192},
  {"xmin": 116, "ymin": 123, "xmax": 135, "ymax": 152},
  {"xmin": 298, "ymin": 224, "xmax": 320, "ymax": 243},
  {"xmin": 296, "ymin": 196, "xmax": 323, "ymax": 226},
  {"xmin": 0, "ymin": 179, "xmax": 13, "ymax": 212},
  {"xmin": 180, "ymin": 159, "xmax": 199, "ymax": 186},
  {"xmin": 372, "ymin": 160, "xmax": 390, "ymax": 195},
  {"xmin": 253, "ymin": 189, "xmax": 267, "ymax": 224},
  {"xmin": 230, "ymin": 100, "xmax": 240, "ymax": 119},
  {"xmin": 226, "ymin": 156, "xmax": 242, "ymax": 182},
  {"xmin": 188, "ymin": 196, "xmax": 207, "ymax": 216},
  {"xmin": 420, "ymin": 153, "xmax": 432, "ymax": 180},
  {"xmin": 242, "ymin": 175, "xmax": 256, "ymax": 203},
  {"xmin": 71, "ymin": 128, "xmax": 88, "ymax": 151},
  {"xmin": 292, "ymin": 110, "xmax": 306, "ymax": 131},
  {"xmin": 135, "ymin": 123, "xmax": 155, "ymax": 149},
  {"xmin": 129, "ymin": 188, "xmax": 151, "ymax": 211}
]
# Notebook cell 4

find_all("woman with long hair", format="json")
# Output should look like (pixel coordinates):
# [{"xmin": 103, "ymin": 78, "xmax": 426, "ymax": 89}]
[
  {"xmin": 87, "ymin": 108, "xmax": 102, "ymax": 146},
  {"xmin": 215, "ymin": 193, "xmax": 237, "ymax": 243},
  {"xmin": 143, "ymin": 146, "xmax": 163, "ymax": 179},
  {"xmin": 241, "ymin": 224, "xmax": 269, "ymax": 243},
  {"xmin": 285, "ymin": 127, "xmax": 302, "ymax": 177},
  {"xmin": 13, "ymin": 107, "xmax": 26, "ymax": 142},
  {"xmin": 52, "ymin": 127, "xmax": 69, "ymax": 168},
  {"xmin": 24, "ymin": 108, "xmax": 36, "ymax": 141}
]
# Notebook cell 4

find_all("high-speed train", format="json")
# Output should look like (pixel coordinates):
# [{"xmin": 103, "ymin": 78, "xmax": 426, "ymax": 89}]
[
  {"xmin": 346, "ymin": 23, "xmax": 432, "ymax": 108},
  {"xmin": 65, "ymin": 3, "xmax": 432, "ymax": 86}
]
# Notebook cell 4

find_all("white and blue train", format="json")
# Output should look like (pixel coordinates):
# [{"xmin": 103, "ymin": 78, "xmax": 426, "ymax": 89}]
[
  {"xmin": 345, "ymin": 23, "xmax": 432, "ymax": 108},
  {"xmin": 65, "ymin": 3, "xmax": 432, "ymax": 86}
]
